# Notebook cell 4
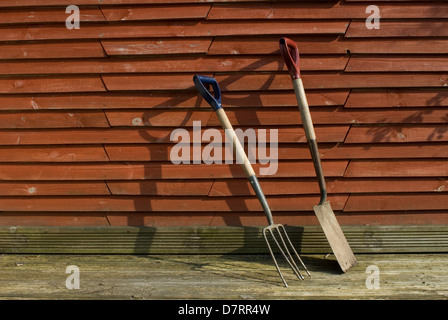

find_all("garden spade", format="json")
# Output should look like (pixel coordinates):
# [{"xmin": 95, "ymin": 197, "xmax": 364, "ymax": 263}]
[{"xmin": 279, "ymin": 37, "xmax": 357, "ymax": 272}]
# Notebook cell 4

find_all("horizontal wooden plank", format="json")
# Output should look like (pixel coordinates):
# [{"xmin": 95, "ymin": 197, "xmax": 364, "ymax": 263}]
[
  {"xmin": 105, "ymin": 144, "xmax": 185, "ymax": 162},
  {"xmin": 104, "ymin": 143, "xmax": 318, "ymax": 162},
  {"xmin": 310, "ymin": 107, "xmax": 448, "ymax": 125},
  {"xmin": 101, "ymin": 38, "xmax": 212, "ymax": 55},
  {"xmin": 0, "ymin": 7, "xmax": 105, "ymax": 24},
  {"xmin": 104, "ymin": 142, "xmax": 448, "ymax": 162},
  {"xmin": 0, "ymin": 145, "xmax": 109, "ymax": 162},
  {"xmin": 0, "ymin": 0, "xmax": 275, "ymax": 7},
  {"xmin": 0, "ymin": 76, "xmax": 106, "ymax": 93},
  {"xmin": 0, "ymin": 181, "xmax": 110, "ymax": 196},
  {"xmin": 346, "ymin": 56, "xmax": 448, "ymax": 72},
  {"xmin": 344, "ymin": 0, "xmax": 441, "ymax": 2},
  {"xmin": 215, "ymin": 73, "xmax": 448, "ymax": 91},
  {"xmin": 102, "ymin": 73, "xmax": 448, "ymax": 91},
  {"xmin": 107, "ymin": 180, "xmax": 213, "ymax": 195},
  {"xmin": 345, "ymin": 125, "xmax": 448, "ymax": 143},
  {"xmin": 322, "ymin": 107, "xmax": 448, "ymax": 124},
  {"xmin": 343, "ymin": 39, "xmax": 448, "ymax": 54},
  {"xmin": 0, "ymin": 126, "xmax": 350, "ymax": 145},
  {"xmin": 345, "ymin": 160, "xmax": 448, "ymax": 177},
  {"xmin": 101, "ymin": 4, "xmax": 211, "ymax": 21},
  {"xmin": 345, "ymin": 89, "xmax": 448, "ymax": 108},
  {"xmin": 105, "ymin": 144, "xmax": 323, "ymax": 162},
  {"xmin": 0, "ymin": 194, "xmax": 349, "ymax": 212},
  {"xmin": 104, "ymin": 109, "xmax": 213, "ymax": 127},
  {"xmin": 344, "ymin": 193, "xmax": 448, "ymax": 212},
  {"xmin": 319, "ymin": 143, "xmax": 448, "ymax": 159},
  {"xmin": 345, "ymin": 20, "xmax": 448, "ymax": 38},
  {"xmin": 4, "ymin": 177, "xmax": 447, "ymax": 197},
  {"xmin": 0, "ymin": 20, "xmax": 349, "ymax": 41},
  {"xmin": 0, "ymin": 214, "xmax": 109, "ymax": 227},
  {"xmin": 208, "ymin": 3, "xmax": 448, "ymax": 20},
  {"xmin": 0, "ymin": 41, "xmax": 106, "ymax": 60},
  {"xmin": 208, "ymin": 35, "xmax": 346, "ymax": 55},
  {"xmin": 0, "ymin": 111, "xmax": 109, "ymax": 128},
  {"xmin": 201, "ymin": 20, "xmax": 350, "ymax": 37},
  {"xmin": 101, "ymin": 73, "xmax": 205, "ymax": 91},
  {"xmin": 329, "ymin": 178, "xmax": 448, "ymax": 194},
  {"xmin": 105, "ymin": 107, "xmax": 448, "ymax": 127},
  {"xmin": 208, "ymin": 36, "xmax": 448, "ymax": 55},
  {"xmin": 209, "ymin": 178, "xmax": 448, "ymax": 196},
  {"xmin": 0, "ymin": 161, "xmax": 349, "ymax": 180},
  {"xmin": 0, "ymin": 55, "xmax": 349, "ymax": 75},
  {"xmin": 0, "ymin": 90, "xmax": 349, "ymax": 110}
]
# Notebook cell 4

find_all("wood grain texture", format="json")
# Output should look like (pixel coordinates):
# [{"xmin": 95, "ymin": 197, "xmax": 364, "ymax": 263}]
[
  {"xmin": 101, "ymin": 4, "xmax": 212, "ymax": 21},
  {"xmin": 107, "ymin": 180, "xmax": 213, "ymax": 196},
  {"xmin": 0, "ymin": 20, "xmax": 349, "ymax": 41},
  {"xmin": 0, "ymin": 0, "xmax": 280, "ymax": 7},
  {"xmin": 208, "ymin": 36, "xmax": 448, "ymax": 55},
  {"xmin": 102, "ymin": 107, "xmax": 444, "ymax": 128},
  {"xmin": 0, "ymin": 41, "xmax": 106, "ymax": 59},
  {"xmin": 345, "ymin": 125, "xmax": 448, "ymax": 143},
  {"xmin": 209, "ymin": 177, "xmax": 448, "ymax": 196},
  {"xmin": 101, "ymin": 38, "xmax": 212, "ymax": 55},
  {"xmin": 345, "ymin": 89, "xmax": 448, "ymax": 108},
  {"xmin": 0, "ymin": 126, "xmax": 350, "ymax": 145},
  {"xmin": 345, "ymin": 20, "xmax": 448, "ymax": 37},
  {"xmin": 0, "ymin": 55, "xmax": 348, "ymax": 75},
  {"xmin": 345, "ymin": 160, "xmax": 448, "ymax": 177},
  {"xmin": 0, "ymin": 181, "xmax": 110, "ymax": 196},
  {"xmin": 346, "ymin": 56, "xmax": 448, "ymax": 72},
  {"xmin": 0, "ymin": 194, "xmax": 349, "ymax": 212},
  {"xmin": 344, "ymin": 194, "xmax": 448, "ymax": 212},
  {"xmin": 214, "ymin": 73, "xmax": 448, "ymax": 91},
  {"xmin": 0, "ymin": 214, "xmax": 109, "ymax": 227},
  {"xmin": 0, "ymin": 111, "xmax": 110, "ymax": 128},
  {"xmin": 0, "ymin": 161, "xmax": 349, "ymax": 180},
  {"xmin": 103, "ymin": 142, "xmax": 448, "ymax": 162},
  {"xmin": 118, "ymin": 71, "xmax": 411, "ymax": 92},
  {"xmin": 0, "ymin": 145, "xmax": 109, "ymax": 162},
  {"xmin": 0, "ymin": 76, "xmax": 106, "ymax": 93},
  {"xmin": 0, "ymin": 7, "xmax": 105, "ymax": 24},
  {"xmin": 208, "ymin": 3, "xmax": 448, "ymax": 20},
  {"xmin": 0, "ymin": 90, "xmax": 349, "ymax": 110}
]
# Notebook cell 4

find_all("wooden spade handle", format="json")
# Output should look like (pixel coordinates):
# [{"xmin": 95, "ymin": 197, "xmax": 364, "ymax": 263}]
[
  {"xmin": 279, "ymin": 38, "xmax": 328, "ymax": 205},
  {"xmin": 293, "ymin": 78, "xmax": 328, "ymax": 205}
]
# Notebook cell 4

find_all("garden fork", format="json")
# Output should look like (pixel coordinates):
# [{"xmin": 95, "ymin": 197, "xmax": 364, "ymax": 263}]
[{"xmin": 193, "ymin": 75, "xmax": 310, "ymax": 287}]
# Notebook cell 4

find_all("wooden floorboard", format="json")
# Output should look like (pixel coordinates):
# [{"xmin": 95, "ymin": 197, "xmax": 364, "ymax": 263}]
[{"xmin": 0, "ymin": 253, "xmax": 447, "ymax": 300}]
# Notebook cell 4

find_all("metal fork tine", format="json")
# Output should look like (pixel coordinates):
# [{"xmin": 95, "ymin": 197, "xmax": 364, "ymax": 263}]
[
  {"xmin": 279, "ymin": 225, "xmax": 311, "ymax": 277},
  {"xmin": 264, "ymin": 224, "xmax": 309, "ymax": 286},
  {"xmin": 263, "ymin": 228, "xmax": 288, "ymax": 287},
  {"xmin": 275, "ymin": 226, "xmax": 305, "ymax": 280}
]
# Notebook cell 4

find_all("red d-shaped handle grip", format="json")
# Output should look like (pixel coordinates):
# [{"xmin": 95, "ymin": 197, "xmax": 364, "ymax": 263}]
[{"xmin": 279, "ymin": 37, "xmax": 300, "ymax": 80}]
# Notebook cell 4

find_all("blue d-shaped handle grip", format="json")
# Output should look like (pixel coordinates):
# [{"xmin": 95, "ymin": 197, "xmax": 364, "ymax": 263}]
[{"xmin": 193, "ymin": 75, "xmax": 222, "ymax": 111}]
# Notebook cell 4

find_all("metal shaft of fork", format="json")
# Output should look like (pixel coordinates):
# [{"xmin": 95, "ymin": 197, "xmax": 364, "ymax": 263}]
[
  {"xmin": 249, "ymin": 175, "xmax": 310, "ymax": 285},
  {"xmin": 248, "ymin": 175, "xmax": 274, "ymax": 226}
]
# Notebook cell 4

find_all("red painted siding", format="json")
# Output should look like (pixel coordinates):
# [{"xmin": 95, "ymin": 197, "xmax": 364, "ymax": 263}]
[{"xmin": 0, "ymin": 0, "xmax": 447, "ymax": 227}]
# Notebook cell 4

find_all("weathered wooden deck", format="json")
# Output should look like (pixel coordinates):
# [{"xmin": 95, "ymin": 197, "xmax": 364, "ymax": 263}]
[{"xmin": 1, "ymin": 253, "xmax": 447, "ymax": 300}]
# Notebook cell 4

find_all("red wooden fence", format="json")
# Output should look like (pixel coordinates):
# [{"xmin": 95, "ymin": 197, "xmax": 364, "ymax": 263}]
[{"xmin": 0, "ymin": 0, "xmax": 447, "ymax": 227}]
